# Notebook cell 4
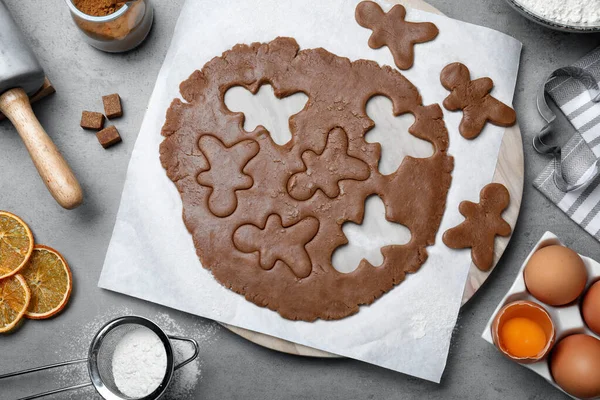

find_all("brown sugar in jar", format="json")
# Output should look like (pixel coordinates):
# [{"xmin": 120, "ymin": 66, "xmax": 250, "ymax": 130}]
[
  {"xmin": 72, "ymin": 0, "xmax": 127, "ymax": 17},
  {"xmin": 65, "ymin": 0, "xmax": 154, "ymax": 53}
]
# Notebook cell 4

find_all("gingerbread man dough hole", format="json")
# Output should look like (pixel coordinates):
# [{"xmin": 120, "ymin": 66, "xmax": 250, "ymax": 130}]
[
  {"xmin": 332, "ymin": 196, "xmax": 411, "ymax": 273},
  {"xmin": 365, "ymin": 96, "xmax": 433, "ymax": 175},
  {"xmin": 224, "ymin": 84, "xmax": 309, "ymax": 145}
]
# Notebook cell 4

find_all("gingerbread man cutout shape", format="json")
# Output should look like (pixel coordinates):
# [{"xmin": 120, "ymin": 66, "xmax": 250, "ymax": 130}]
[
  {"xmin": 441, "ymin": 62, "xmax": 516, "ymax": 140},
  {"xmin": 355, "ymin": 1, "xmax": 438, "ymax": 70},
  {"xmin": 197, "ymin": 136, "xmax": 259, "ymax": 218},
  {"xmin": 442, "ymin": 183, "xmax": 511, "ymax": 271},
  {"xmin": 287, "ymin": 128, "xmax": 370, "ymax": 201},
  {"xmin": 233, "ymin": 215, "xmax": 319, "ymax": 279}
]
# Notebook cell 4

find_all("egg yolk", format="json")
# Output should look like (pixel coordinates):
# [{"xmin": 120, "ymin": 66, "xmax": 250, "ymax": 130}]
[{"xmin": 500, "ymin": 317, "xmax": 547, "ymax": 358}]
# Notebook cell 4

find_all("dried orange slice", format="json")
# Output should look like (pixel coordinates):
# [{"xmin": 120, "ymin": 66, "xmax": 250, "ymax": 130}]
[
  {"xmin": 0, "ymin": 274, "xmax": 31, "ymax": 333},
  {"xmin": 0, "ymin": 211, "xmax": 34, "ymax": 279},
  {"xmin": 21, "ymin": 245, "xmax": 72, "ymax": 320}
]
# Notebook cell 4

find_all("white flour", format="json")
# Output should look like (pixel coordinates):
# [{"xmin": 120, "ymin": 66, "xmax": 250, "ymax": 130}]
[
  {"xmin": 517, "ymin": 0, "xmax": 600, "ymax": 25},
  {"xmin": 112, "ymin": 328, "xmax": 167, "ymax": 398}
]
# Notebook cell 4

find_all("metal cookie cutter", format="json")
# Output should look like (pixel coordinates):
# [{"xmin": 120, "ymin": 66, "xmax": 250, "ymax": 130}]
[{"xmin": 533, "ymin": 66, "xmax": 600, "ymax": 192}]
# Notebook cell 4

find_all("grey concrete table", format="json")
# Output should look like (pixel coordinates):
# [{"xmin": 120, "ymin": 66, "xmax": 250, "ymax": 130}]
[{"xmin": 1, "ymin": 1, "xmax": 599, "ymax": 399}]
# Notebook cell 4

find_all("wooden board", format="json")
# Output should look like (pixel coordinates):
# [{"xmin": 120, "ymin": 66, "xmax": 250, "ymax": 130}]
[
  {"xmin": 222, "ymin": 0, "xmax": 524, "ymax": 358},
  {"xmin": 0, "ymin": 78, "xmax": 55, "ymax": 121}
]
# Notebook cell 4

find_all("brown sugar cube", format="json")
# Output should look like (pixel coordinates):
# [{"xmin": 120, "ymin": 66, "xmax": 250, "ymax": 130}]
[
  {"xmin": 102, "ymin": 93, "xmax": 123, "ymax": 119},
  {"xmin": 80, "ymin": 111, "xmax": 105, "ymax": 130},
  {"xmin": 96, "ymin": 125, "xmax": 122, "ymax": 149}
]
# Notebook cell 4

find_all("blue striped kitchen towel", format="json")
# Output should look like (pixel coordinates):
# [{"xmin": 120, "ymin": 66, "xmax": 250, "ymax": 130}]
[{"xmin": 534, "ymin": 46, "xmax": 600, "ymax": 240}]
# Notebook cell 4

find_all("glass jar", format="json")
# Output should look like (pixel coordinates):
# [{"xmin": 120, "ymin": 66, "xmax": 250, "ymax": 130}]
[{"xmin": 64, "ymin": 0, "xmax": 154, "ymax": 53}]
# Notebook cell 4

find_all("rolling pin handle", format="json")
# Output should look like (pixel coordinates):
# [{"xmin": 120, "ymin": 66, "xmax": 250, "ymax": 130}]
[{"xmin": 0, "ymin": 88, "xmax": 83, "ymax": 209}]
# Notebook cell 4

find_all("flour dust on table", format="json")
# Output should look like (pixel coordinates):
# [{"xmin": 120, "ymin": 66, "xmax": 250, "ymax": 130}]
[{"xmin": 55, "ymin": 307, "xmax": 219, "ymax": 399}]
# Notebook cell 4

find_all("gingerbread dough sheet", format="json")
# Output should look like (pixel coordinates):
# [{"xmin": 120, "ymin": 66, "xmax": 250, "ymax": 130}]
[
  {"xmin": 160, "ymin": 37, "xmax": 453, "ymax": 321},
  {"xmin": 99, "ymin": 0, "xmax": 522, "ymax": 383}
]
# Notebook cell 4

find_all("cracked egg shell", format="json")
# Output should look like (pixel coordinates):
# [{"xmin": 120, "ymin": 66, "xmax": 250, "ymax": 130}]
[{"xmin": 491, "ymin": 300, "xmax": 555, "ymax": 364}]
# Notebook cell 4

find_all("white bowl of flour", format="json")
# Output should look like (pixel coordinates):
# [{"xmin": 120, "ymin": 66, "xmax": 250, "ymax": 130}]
[{"xmin": 506, "ymin": 0, "xmax": 600, "ymax": 32}]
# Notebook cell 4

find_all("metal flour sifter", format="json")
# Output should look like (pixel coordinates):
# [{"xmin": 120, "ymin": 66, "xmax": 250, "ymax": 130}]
[{"xmin": 0, "ymin": 316, "xmax": 199, "ymax": 400}]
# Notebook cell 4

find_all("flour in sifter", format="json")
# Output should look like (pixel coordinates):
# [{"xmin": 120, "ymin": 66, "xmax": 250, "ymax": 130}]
[
  {"xmin": 516, "ymin": 0, "xmax": 600, "ymax": 25},
  {"xmin": 112, "ymin": 328, "xmax": 168, "ymax": 398}
]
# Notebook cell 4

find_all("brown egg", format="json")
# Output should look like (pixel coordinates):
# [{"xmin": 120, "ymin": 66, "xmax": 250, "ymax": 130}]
[
  {"xmin": 524, "ymin": 245, "xmax": 588, "ymax": 306},
  {"xmin": 491, "ymin": 300, "xmax": 555, "ymax": 363},
  {"xmin": 551, "ymin": 334, "xmax": 600, "ymax": 399},
  {"xmin": 583, "ymin": 281, "xmax": 600, "ymax": 335}
]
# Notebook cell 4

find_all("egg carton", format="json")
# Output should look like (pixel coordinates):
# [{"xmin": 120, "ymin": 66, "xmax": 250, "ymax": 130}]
[{"xmin": 481, "ymin": 231, "xmax": 600, "ymax": 400}]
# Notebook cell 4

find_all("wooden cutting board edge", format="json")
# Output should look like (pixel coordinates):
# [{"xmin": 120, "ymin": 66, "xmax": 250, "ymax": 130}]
[{"xmin": 221, "ymin": 0, "xmax": 525, "ymax": 358}]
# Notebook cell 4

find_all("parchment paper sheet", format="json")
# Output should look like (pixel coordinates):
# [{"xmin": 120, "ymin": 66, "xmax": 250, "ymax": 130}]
[{"xmin": 99, "ymin": 0, "xmax": 521, "ymax": 382}]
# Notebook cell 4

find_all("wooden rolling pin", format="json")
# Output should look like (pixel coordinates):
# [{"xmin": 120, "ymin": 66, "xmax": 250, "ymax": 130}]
[{"xmin": 0, "ymin": 0, "xmax": 83, "ymax": 209}]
